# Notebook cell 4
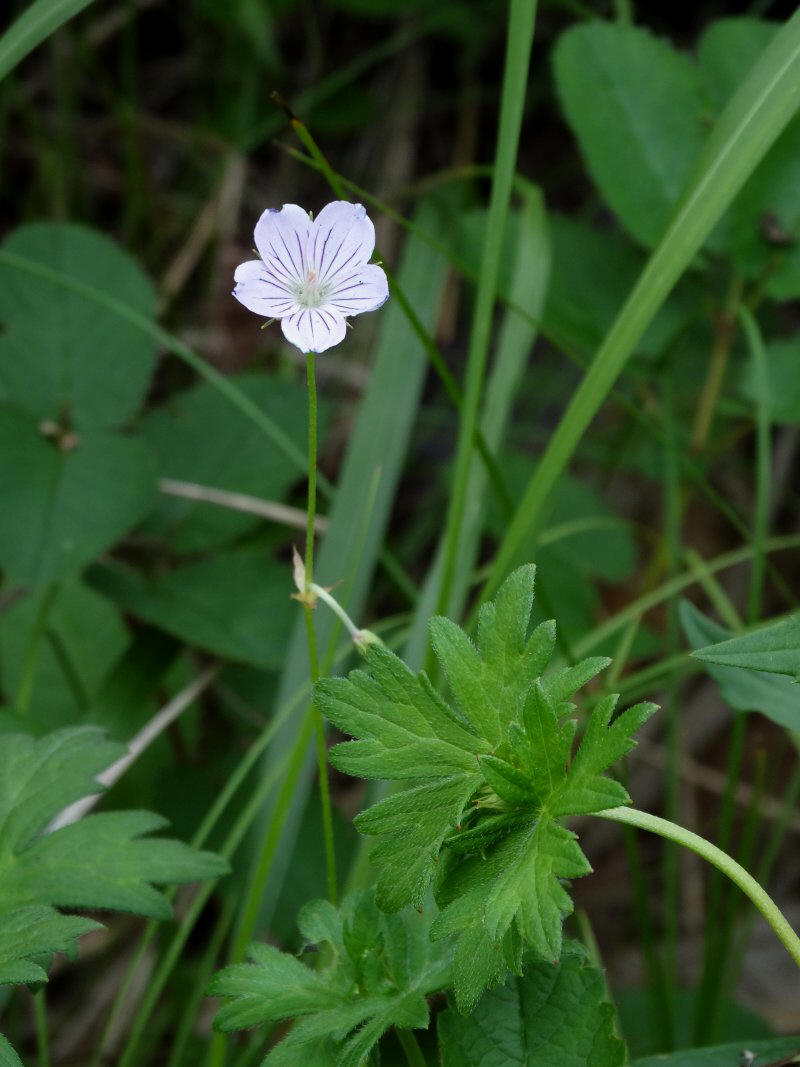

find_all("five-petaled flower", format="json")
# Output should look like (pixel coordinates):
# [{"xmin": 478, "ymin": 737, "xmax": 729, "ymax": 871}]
[{"xmin": 233, "ymin": 201, "xmax": 389, "ymax": 354}]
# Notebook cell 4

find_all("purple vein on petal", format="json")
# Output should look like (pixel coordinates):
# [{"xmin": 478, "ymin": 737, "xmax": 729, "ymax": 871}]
[
  {"xmin": 279, "ymin": 231, "xmax": 302, "ymax": 279},
  {"xmin": 315, "ymin": 227, "xmax": 336, "ymax": 278},
  {"xmin": 267, "ymin": 242, "xmax": 297, "ymax": 283},
  {"xmin": 320, "ymin": 232, "xmax": 349, "ymax": 281},
  {"xmin": 322, "ymin": 247, "xmax": 361, "ymax": 288}
]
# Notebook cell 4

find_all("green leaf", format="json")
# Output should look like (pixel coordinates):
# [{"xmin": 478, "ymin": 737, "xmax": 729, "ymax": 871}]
[
  {"xmin": 438, "ymin": 943, "xmax": 626, "ymax": 1066},
  {"xmin": 317, "ymin": 567, "xmax": 655, "ymax": 1005},
  {"xmin": 0, "ymin": 406, "xmax": 157, "ymax": 588},
  {"xmin": 632, "ymin": 1037, "xmax": 800, "ymax": 1066},
  {"xmin": 691, "ymin": 612, "xmax": 800, "ymax": 679},
  {"xmin": 0, "ymin": 905, "xmax": 98, "ymax": 985},
  {"xmin": 739, "ymin": 337, "xmax": 800, "ymax": 424},
  {"xmin": 0, "ymin": 726, "xmax": 228, "ymax": 987},
  {"xmin": 140, "ymin": 373, "xmax": 322, "ymax": 553},
  {"xmin": 485, "ymin": 10, "xmax": 800, "ymax": 602},
  {"xmin": 699, "ymin": 18, "xmax": 800, "ymax": 297},
  {"xmin": 88, "ymin": 548, "xmax": 292, "ymax": 670},
  {"xmin": 209, "ymin": 889, "xmax": 450, "ymax": 1066},
  {"xmin": 554, "ymin": 22, "xmax": 706, "ymax": 248},
  {"xmin": 542, "ymin": 215, "xmax": 695, "ymax": 361},
  {"xmin": 0, "ymin": 1033, "xmax": 23, "ymax": 1067},
  {"xmin": 698, "ymin": 18, "xmax": 777, "ymax": 112},
  {"xmin": 0, "ymin": 579, "xmax": 129, "ymax": 734},
  {"xmin": 0, "ymin": 224, "xmax": 156, "ymax": 431},
  {"xmin": 681, "ymin": 602, "xmax": 800, "ymax": 733},
  {"xmin": 0, "ymin": 0, "xmax": 96, "ymax": 82}
]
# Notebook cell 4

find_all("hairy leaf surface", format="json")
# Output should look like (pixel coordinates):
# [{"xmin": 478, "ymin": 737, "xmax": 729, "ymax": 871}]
[
  {"xmin": 316, "ymin": 566, "xmax": 656, "ymax": 1008},
  {"xmin": 0, "ymin": 725, "xmax": 228, "ymax": 1064},
  {"xmin": 209, "ymin": 889, "xmax": 451, "ymax": 1066},
  {"xmin": 438, "ymin": 942, "xmax": 626, "ymax": 1066}
]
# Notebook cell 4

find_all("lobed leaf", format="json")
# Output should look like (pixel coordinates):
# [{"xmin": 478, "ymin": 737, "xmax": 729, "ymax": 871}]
[
  {"xmin": 209, "ymin": 889, "xmax": 451, "ymax": 1065},
  {"xmin": 0, "ymin": 726, "xmax": 228, "ymax": 1005},
  {"xmin": 318, "ymin": 567, "xmax": 656, "ymax": 1006}
]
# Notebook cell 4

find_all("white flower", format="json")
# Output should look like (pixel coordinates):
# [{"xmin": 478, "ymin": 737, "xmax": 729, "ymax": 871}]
[{"xmin": 233, "ymin": 201, "xmax": 389, "ymax": 354}]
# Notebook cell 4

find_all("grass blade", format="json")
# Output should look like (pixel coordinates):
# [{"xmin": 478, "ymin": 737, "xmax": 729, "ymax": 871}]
[
  {"xmin": 483, "ymin": 9, "xmax": 800, "ymax": 600},
  {"xmin": 0, "ymin": 0, "xmax": 95, "ymax": 82}
]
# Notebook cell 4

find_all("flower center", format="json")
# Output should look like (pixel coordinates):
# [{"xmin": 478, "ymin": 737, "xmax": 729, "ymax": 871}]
[{"xmin": 294, "ymin": 267, "xmax": 329, "ymax": 309}]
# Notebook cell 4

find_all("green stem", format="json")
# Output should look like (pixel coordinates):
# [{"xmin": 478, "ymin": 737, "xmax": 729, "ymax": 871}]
[
  {"xmin": 573, "ymin": 532, "xmax": 800, "ymax": 658},
  {"xmin": 228, "ymin": 713, "xmax": 315, "ymax": 968},
  {"xmin": 396, "ymin": 1028, "xmax": 427, "ymax": 1067},
  {"xmin": 596, "ymin": 806, "xmax": 800, "ymax": 970},
  {"xmin": 661, "ymin": 370, "xmax": 680, "ymax": 1041},
  {"xmin": 120, "ymin": 730, "xmax": 298, "ymax": 1067},
  {"xmin": 433, "ymin": 0, "xmax": 537, "ymax": 626},
  {"xmin": 303, "ymin": 351, "xmax": 337, "ymax": 907},
  {"xmin": 739, "ymin": 305, "xmax": 771, "ymax": 624},
  {"xmin": 165, "ymin": 896, "xmax": 235, "ymax": 1067},
  {"xmin": 690, "ymin": 276, "xmax": 741, "ymax": 452},
  {"xmin": 619, "ymin": 810, "xmax": 672, "ymax": 1050},
  {"xmin": 33, "ymin": 988, "xmax": 49, "ymax": 1067}
]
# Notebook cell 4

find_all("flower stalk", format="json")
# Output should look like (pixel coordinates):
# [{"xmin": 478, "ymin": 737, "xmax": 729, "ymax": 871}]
[
  {"xmin": 303, "ymin": 351, "xmax": 338, "ymax": 906},
  {"xmin": 596, "ymin": 806, "xmax": 800, "ymax": 970}
]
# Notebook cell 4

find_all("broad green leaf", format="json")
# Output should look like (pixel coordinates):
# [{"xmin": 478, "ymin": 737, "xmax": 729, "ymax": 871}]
[
  {"xmin": 632, "ymin": 1037, "xmax": 800, "ymax": 1066},
  {"xmin": 0, "ymin": 726, "xmax": 227, "ymax": 1001},
  {"xmin": 699, "ymin": 18, "xmax": 800, "ymax": 297},
  {"xmin": 0, "ymin": 579, "xmax": 129, "ymax": 734},
  {"xmin": 438, "ymin": 943, "xmax": 625, "ymax": 1066},
  {"xmin": 209, "ymin": 889, "xmax": 450, "ymax": 1066},
  {"xmin": 739, "ymin": 337, "xmax": 800, "ymax": 423},
  {"xmin": 0, "ymin": 0, "xmax": 96, "ymax": 82},
  {"xmin": 88, "ymin": 548, "xmax": 292, "ymax": 670},
  {"xmin": 681, "ymin": 602, "xmax": 800, "ymax": 733},
  {"xmin": 0, "ymin": 407, "xmax": 157, "ymax": 588},
  {"xmin": 0, "ymin": 1034, "xmax": 22, "ymax": 1067},
  {"xmin": 554, "ymin": 22, "xmax": 706, "ymax": 248},
  {"xmin": 0, "ymin": 224, "xmax": 156, "ymax": 431},
  {"xmin": 140, "ymin": 373, "xmax": 322, "ymax": 553},
  {"xmin": 691, "ymin": 612, "xmax": 800, "ymax": 679},
  {"xmin": 317, "ymin": 567, "xmax": 655, "ymax": 1006},
  {"xmin": 698, "ymin": 18, "xmax": 777, "ymax": 111},
  {"xmin": 542, "ymin": 215, "xmax": 696, "ymax": 361},
  {"xmin": 484, "ymin": 10, "xmax": 800, "ymax": 600}
]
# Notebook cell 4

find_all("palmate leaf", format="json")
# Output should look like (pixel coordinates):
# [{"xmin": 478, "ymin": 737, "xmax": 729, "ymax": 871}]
[
  {"xmin": 315, "ymin": 566, "xmax": 656, "ymax": 1010},
  {"xmin": 0, "ymin": 725, "xmax": 228, "ymax": 1059},
  {"xmin": 208, "ymin": 889, "xmax": 451, "ymax": 1067}
]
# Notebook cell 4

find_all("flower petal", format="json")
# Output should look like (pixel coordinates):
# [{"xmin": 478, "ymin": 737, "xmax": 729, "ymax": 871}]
[
  {"xmin": 253, "ymin": 204, "xmax": 310, "ymax": 285},
  {"xmin": 324, "ymin": 263, "xmax": 389, "ymax": 317},
  {"xmin": 233, "ymin": 260, "xmax": 266, "ymax": 284},
  {"xmin": 281, "ymin": 308, "xmax": 347, "ymax": 354},
  {"xmin": 309, "ymin": 202, "xmax": 375, "ymax": 287},
  {"xmin": 233, "ymin": 270, "xmax": 301, "ymax": 318}
]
